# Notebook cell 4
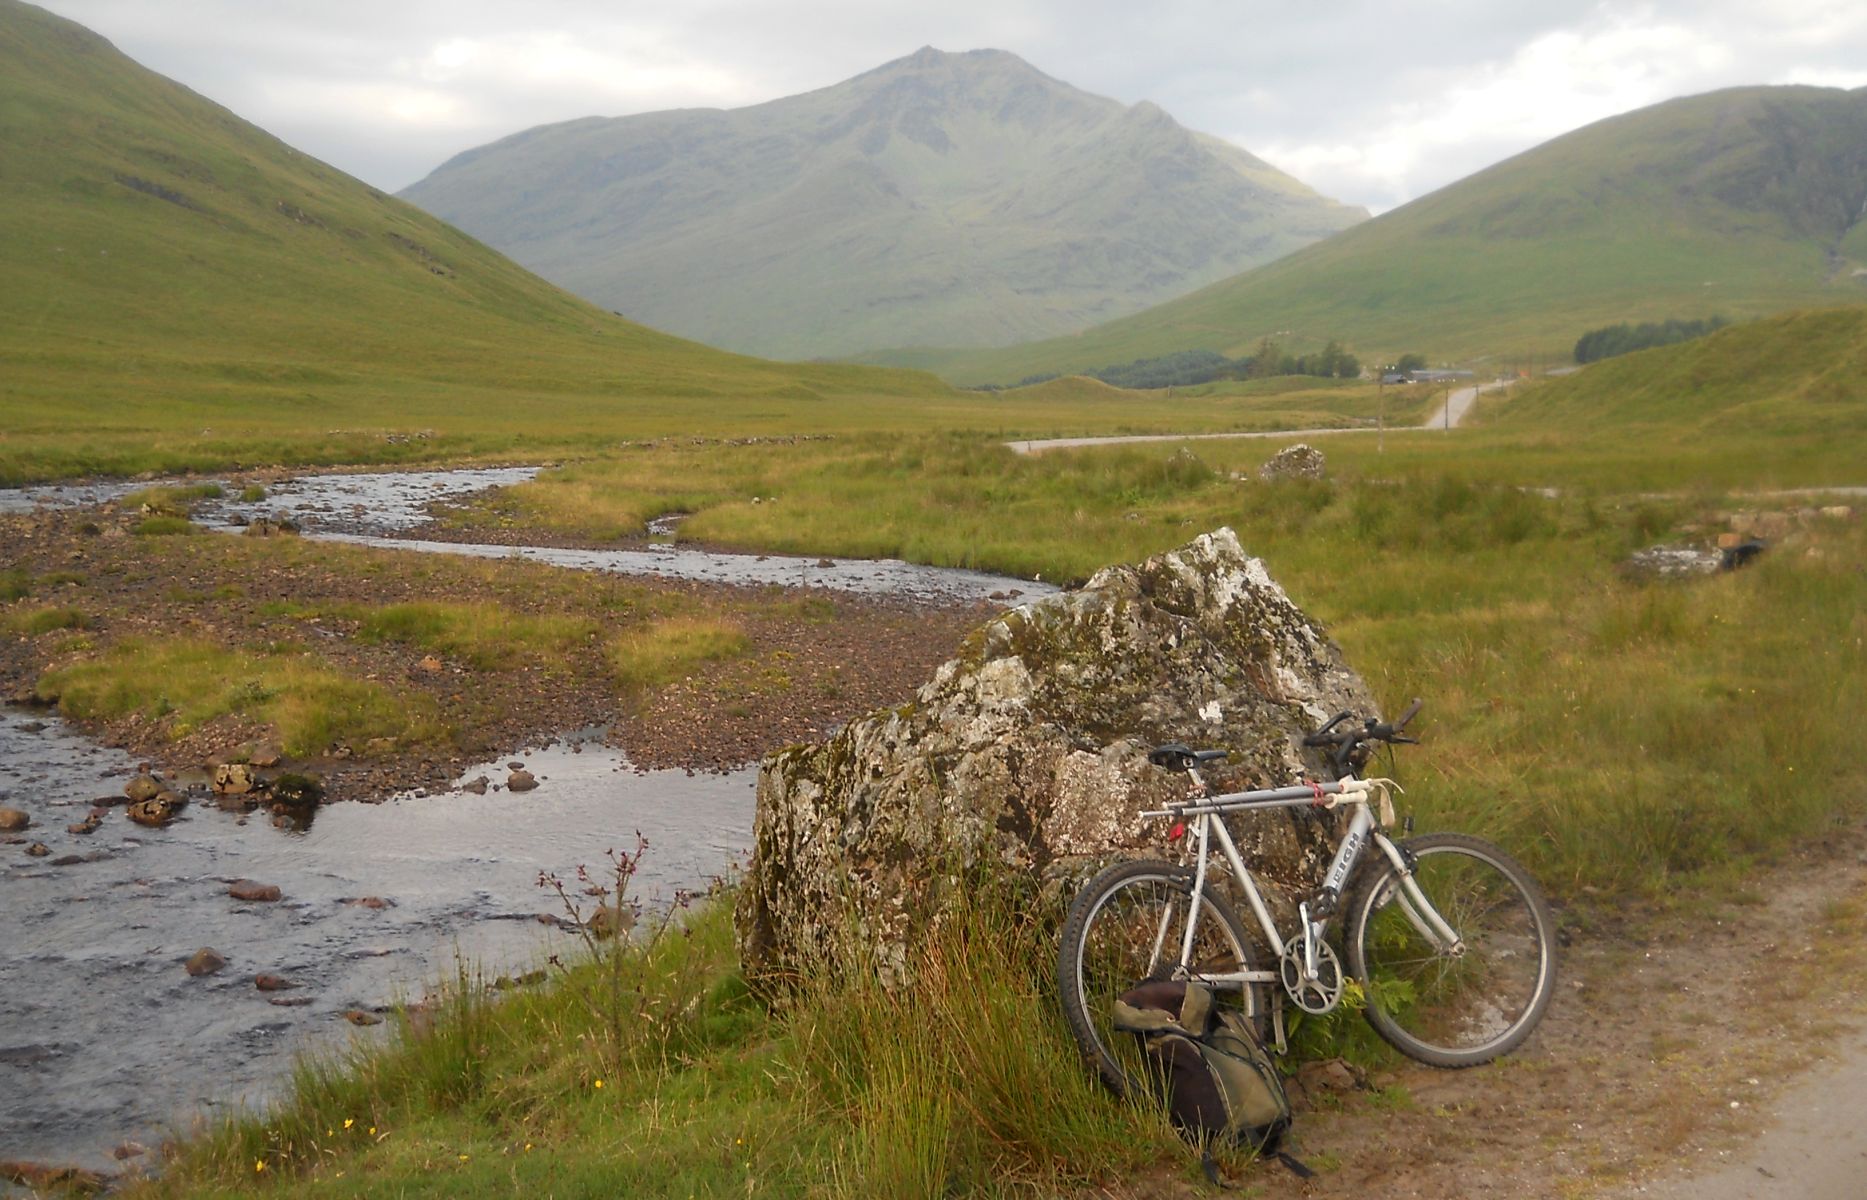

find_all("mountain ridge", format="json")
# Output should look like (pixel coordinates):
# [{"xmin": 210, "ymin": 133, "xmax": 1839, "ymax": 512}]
[
  {"xmin": 401, "ymin": 46, "xmax": 1366, "ymax": 360},
  {"xmin": 892, "ymin": 83, "xmax": 1867, "ymax": 384},
  {"xmin": 0, "ymin": 0, "xmax": 952, "ymax": 482}
]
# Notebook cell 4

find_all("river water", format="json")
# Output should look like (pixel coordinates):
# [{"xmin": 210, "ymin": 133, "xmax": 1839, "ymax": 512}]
[
  {"xmin": 0, "ymin": 709, "xmax": 755, "ymax": 1170},
  {"xmin": 0, "ymin": 466, "xmax": 1050, "ymax": 1174}
]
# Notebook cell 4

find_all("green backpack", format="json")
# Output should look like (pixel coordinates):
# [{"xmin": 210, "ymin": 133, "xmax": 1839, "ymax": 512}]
[{"xmin": 1112, "ymin": 980, "xmax": 1310, "ymax": 1184}]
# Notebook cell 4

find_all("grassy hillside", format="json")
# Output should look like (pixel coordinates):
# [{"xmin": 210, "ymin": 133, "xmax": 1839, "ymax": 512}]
[
  {"xmin": 1485, "ymin": 304, "xmax": 1867, "ymax": 441},
  {"xmin": 894, "ymin": 85, "xmax": 1867, "ymax": 385},
  {"xmin": 401, "ymin": 47, "xmax": 1364, "ymax": 360},
  {"xmin": 0, "ymin": 0, "xmax": 967, "ymax": 483}
]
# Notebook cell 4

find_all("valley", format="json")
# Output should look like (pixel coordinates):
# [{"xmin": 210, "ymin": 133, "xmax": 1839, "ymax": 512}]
[{"xmin": 4, "ymin": 1, "xmax": 1867, "ymax": 1197}]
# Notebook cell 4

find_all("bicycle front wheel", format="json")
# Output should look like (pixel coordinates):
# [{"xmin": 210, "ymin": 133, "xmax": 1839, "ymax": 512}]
[
  {"xmin": 1346, "ymin": 832, "xmax": 1557, "ymax": 1068},
  {"xmin": 1056, "ymin": 859, "xmax": 1262, "ymax": 1095}
]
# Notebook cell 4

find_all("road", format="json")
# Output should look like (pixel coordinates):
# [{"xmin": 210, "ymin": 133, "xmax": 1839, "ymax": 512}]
[
  {"xmin": 1005, "ymin": 380, "xmax": 1505, "ymax": 455},
  {"xmin": 1622, "ymin": 1030, "xmax": 1867, "ymax": 1200}
]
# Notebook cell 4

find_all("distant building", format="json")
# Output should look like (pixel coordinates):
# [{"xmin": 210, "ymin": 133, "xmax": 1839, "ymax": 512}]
[{"xmin": 1382, "ymin": 369, "xmax": 1475, "ymax": 384}]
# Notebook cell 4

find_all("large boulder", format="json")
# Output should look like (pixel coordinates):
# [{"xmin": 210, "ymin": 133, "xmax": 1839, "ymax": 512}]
[{"xmin": 734, "ymin": 528, "xmax": 1378, "ymax": 986}]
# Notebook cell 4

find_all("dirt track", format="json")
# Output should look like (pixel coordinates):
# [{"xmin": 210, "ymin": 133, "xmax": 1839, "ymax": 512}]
[{"xmin": 1122, "ymin": 818, "xmax": 1867, "ymax": 1200}]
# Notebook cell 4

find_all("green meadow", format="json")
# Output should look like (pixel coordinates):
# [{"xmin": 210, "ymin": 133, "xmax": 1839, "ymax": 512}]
[
  {"xmin": 116, "ymin": 432, "xmax": 1867, "ymax": 1197},
  {"xmin": 88, "ymin": 314, "xmax": 1867, "ymax": 1199}
]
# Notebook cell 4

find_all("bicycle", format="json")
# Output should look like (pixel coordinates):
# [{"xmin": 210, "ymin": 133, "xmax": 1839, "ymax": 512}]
[{"xmin": 1056, "ymin": 699, "xmax": 1556, "ymax": 1095}]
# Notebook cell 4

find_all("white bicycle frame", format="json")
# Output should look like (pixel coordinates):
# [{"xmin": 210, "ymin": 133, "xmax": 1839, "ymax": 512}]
[{"xmin": 1140, "ymin": 774, "xmax": 1466, "ymax": 1045}]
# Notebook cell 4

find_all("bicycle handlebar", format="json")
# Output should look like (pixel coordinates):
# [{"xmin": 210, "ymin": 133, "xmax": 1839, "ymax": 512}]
[
  {"xmin": 1148, "ymin": 699, "xmax": 1424, "ymax": 780},
  {"xmin": 1300, "ymin": 698, "xmax": 1424, "ymax": 776}
]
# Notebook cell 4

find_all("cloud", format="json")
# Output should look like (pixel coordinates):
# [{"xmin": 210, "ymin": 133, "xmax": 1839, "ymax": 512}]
[{"xmin": 30, "ymin": 0, "xmax": 1867, "ymax": 204}]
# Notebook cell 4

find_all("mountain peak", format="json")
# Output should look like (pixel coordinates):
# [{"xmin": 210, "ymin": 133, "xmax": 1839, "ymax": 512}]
[{"xmin": 401, "ymin": 47, "xmax": 1365, "ymax": 360}]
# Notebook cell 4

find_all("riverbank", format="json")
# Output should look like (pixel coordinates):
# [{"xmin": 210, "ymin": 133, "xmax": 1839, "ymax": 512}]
[{"xmin": 0, "ymin": 506, "xmax": 987, "ymax": 797}]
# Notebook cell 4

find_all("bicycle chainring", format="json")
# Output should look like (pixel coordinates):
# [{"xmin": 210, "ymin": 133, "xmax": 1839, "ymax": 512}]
[{"xmin": 1278, "ymin": 939, "xmax": 1345, "ymax": 1015}]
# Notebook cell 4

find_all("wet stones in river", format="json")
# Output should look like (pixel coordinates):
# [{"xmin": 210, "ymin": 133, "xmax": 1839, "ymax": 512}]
[
  {"xmin": 126, "ymin": 793, "xmax": 181, "ymax": 827},
  {"xmin": 343, "ymin": 1010, "xmax": 383, "ymax": 1026},
  {"xmin": 461, "ymin": 775, "xmax": 490, "ymax": 795},
  {"xmin": 0, "ymin": 806, "xmax": 29, "ymax": 833},
  {"xmin": 24, "ymin": 842, "xmax": 49, "ymax": 857},
  {"xmin": 212, "ymin": 762, "xmax": 256, "ymax": 795},
  {"xmin": 254, "ymin": 973, "xmax": 296, "ymax": 992},
  {"xmin": 507, "ymin": 768, "xmax": 538, "ymax": 792},
  {"xmin": 67, "ymin": 811, "xmax": 103, "ymax": 835},
  {"xmin": 229, "ymin": 879, "xmax": 283, "ymax": 903},
  {"xmin": 267, "ymin": 772, "xmax": 324, "ymax": 811},
  {"xmin": 184, "ymin": 947, "xmax": 227, "ymax": 977},
  {"xmin": 124, "ymin": 774, "xmax": 162, "ymax": 803},
  {"xmin": 245, "ymin": 742, "xmax": 282, "ymax": 768}
]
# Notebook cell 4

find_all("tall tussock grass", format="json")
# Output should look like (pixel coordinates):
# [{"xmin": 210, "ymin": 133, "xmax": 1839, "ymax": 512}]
[{"xmin": 137, "ymin": 882, "xmax": 1178, "ymax": 1199}]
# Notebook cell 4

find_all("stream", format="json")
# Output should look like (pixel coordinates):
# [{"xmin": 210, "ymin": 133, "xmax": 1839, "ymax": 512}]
[
  {"xmin": 0, "ymin": 708, "xmax": 755, "ymax": 1171},
  {"xmin": 0, "ymin": 466, "xmax": 1051, "ymax": 1175}
]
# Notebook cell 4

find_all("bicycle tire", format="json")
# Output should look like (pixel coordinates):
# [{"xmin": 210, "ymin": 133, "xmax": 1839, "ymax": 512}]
[
  {"xmin": 1345, "ymin": 832, "xmax": 1557, "ymax": 1068},
  {"xmin": 1056, "ymin": 858, "xmax": 1264, "ymax": 1095}
]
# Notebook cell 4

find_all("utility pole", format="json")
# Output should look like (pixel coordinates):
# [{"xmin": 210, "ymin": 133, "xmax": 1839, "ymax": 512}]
[{"xmin": 1377, "ymin": 372, "xmax": 1385, "ymax": 453}]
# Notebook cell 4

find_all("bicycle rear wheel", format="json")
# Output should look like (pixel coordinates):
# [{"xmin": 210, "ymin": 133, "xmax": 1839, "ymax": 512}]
[
  {"xmin": 1056, "ymin": 859, "xmax": 1263, "ymax": 1095},
  {"xmin": 1346, "ymin": 832, "xmax": 1556, "ymax": 1068}
]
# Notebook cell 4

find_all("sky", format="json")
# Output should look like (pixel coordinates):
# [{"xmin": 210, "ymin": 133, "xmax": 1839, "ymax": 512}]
[{"xmin": 33, "ymin": 0, "xmax": 1867, "ymax": 214}]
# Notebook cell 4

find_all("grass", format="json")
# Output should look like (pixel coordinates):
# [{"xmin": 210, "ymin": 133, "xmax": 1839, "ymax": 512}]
[
  {"xmin": 607, "ymin": 616, "xmax": 752, "ymax": 692},
  {"xmin": 131, "ymin": 515, "xmax": 196, "ymax": 536},
  {"xmin": 0, "ymin": 603, "xmax": 87, "ymax": 635},
  {"xmin": 33, "ymin": 637, "xmax": 442, "ymax": 756},
  {"xmin": 349, "ymin": 601, "xmax": 600, "ymax": 672},
  {"xmin": 101, "ymin": 444, "xmax": 1867, "ymax": 1199},
  {"xmin": 130, "ymin": 887, "xmax": 1186, "ymax": 1200},
  {"xmin": 123, "ymin": 483, "xmax": 225, "ymax": 515}
]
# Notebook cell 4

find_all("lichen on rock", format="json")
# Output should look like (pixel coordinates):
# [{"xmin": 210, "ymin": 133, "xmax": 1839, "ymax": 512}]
[{"xmin": 733, "ymin": 528, "xmax": 1379, "ymax": 987}]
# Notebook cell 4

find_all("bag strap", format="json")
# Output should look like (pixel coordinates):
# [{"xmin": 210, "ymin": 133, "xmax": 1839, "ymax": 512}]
[
  {"xmin": 1111, "ymin": 998, "xmax": 1184, "ymax": 1034},
  {"xmin": 1201, "ymin": 1147, "xmax": 1316, "ymax": 1187}
]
